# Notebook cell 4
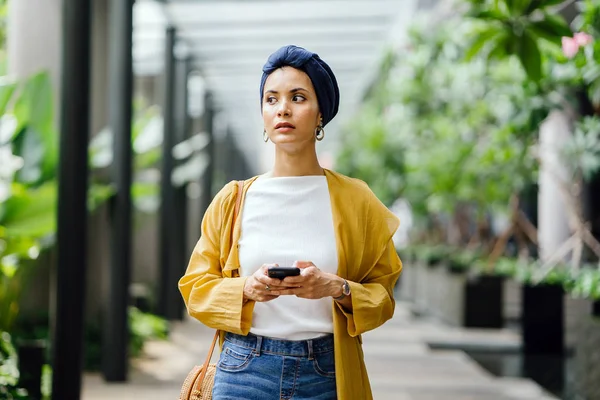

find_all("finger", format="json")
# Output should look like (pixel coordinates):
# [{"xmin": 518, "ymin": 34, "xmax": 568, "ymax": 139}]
[
  {"xmin": 294, "ymin": 261, "xmax": 314, "ymax": 269},
  {"xmin": 281, "ymin": 275, "xmax": 306, "ymax": 284},
  {"xmin": 253, "ymin": 279, "xmax": 297, "ymax": 293},
  {"xmin": 270, "ymin": 283, "xmax": 302, "ymax": 290},
  {"xmin": 256, "ymin": 275, "xmax": 300, "ymax": 287},
  {"xmin": 257, "ymin": 283, "xmax": 298, "ymax": 293},
  {"xmin": 258, "ymin": 264, "xmax": 278, "ymax": 275},
  {"xmin": 284, "ymin": 268, "xmax": 317, "ymax": 283},
  {"xmin": 269, "ymin": 288, "xmax": 303, "ymax": 296}
]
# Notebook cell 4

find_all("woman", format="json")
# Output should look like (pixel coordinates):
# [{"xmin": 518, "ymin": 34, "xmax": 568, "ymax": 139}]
[{"xmin": 179, "ymin": 45, "xmax": 402, "ymax": 400}]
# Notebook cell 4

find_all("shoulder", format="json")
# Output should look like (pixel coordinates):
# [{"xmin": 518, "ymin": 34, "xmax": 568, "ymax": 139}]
[
  {"xmin": 212, "ymin": 180, "xmax": 238, "ymax": 207},
  {"xmin": 211, "ymin": 176, "xmax": 260, "ymax": 211},
  {"xmin": 327, "ymin": 169, "xmax": 400, "ymax": 235},
  {"xmin": 326, "ymin": 169, "xmax": 380, "ymax": 204},
  {"xmin": 326, "ymin": 170, "xmax": 372, "ymax": 195}
]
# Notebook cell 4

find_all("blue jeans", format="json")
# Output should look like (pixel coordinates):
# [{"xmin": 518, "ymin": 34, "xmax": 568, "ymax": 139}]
[{"xmin": 212, "ymin": 332, "xmax": 337, "ymax": 400}]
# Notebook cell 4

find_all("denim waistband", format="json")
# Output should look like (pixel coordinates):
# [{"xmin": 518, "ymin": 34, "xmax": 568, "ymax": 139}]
[{"xmin": 224, "ymin": 332, "xmax": 334, "ymax": 357}]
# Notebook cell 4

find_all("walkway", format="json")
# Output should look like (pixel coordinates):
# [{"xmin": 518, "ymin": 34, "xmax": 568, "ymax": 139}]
[{"xmin": 82, "ymin": 300, "xmax": 555, "ymax": 400}]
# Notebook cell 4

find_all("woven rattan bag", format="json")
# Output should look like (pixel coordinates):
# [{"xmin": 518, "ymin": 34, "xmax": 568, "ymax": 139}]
[
  {"xmin": 179, "ymin": 181, "xmax": 244, "ymax": 400},
  {"xmin": 178, "ymin": 331, "xmax": 219, "ymax": 399}
]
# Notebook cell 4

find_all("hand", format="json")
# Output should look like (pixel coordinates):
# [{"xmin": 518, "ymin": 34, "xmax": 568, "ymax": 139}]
[
  {"xmin": 269, "ymin": 261, "xmax": 344, "ymax": 300},
  {"xmin": 243, "ymin": 264, "xmax": 300, "ymax": 303}
]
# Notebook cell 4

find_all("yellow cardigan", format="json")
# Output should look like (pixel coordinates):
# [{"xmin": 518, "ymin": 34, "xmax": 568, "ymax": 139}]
[{"xmin": 179, "ymin": 169, "xmax": 403, "ymax": 400}]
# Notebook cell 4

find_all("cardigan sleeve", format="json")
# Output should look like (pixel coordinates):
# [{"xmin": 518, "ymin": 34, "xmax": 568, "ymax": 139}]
[
  {"xmin": 178, "ymin": 181, "xmax": 255, "ymax": 334},
  {"xmin": 337, "ymin": 190, "xmax": 403, "ymax": 337}
]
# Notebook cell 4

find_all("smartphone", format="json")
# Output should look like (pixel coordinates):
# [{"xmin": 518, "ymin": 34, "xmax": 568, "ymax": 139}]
[{"xmin": 267, "ymin": 267, "xmax": 301, "ymax": 279}]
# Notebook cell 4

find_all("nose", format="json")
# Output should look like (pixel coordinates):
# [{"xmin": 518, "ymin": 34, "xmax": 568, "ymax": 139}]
[{"xmin": 277, "ymin": 99, "xmax": 291, "ymax": 117}]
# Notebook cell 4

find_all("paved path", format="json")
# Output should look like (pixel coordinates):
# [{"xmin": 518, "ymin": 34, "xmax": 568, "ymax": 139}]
[{"xmin": 82, "ymin": 300, "xmax": 555, "ymax": 400}]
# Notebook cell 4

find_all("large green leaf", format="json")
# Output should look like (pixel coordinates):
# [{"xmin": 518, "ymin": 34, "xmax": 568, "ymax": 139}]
[
  {"xmin": 1, "ymin": 183, "xmax": 57, "ymax": 238},
  {"xmin": 12, "ymin": 71, "xmax": 57, "ymax": 183},
  {"xmin": 13, "ymin": 72, "xmax": 53, "ymax": 137},
  {"xmin": 525, "ymin": 0, "xmax": 567, "ymax": 14},
  {"xmin": 507, "ymin": 0, "xmax": 532, "ymax": 15},
  {"xmin": 487, "ymin": 32, "xmax": 511, "ymax": 60},
  {"xmin": 0, "ymin": 78, "xmax": 16, "ymax": 117},
  {"xmin": 88, "ymin": 183, "xmax": 115, "ymax": 212},
  {"xmin": 11, "ymin": 126, "xmax": 44, "ymax": 184},
  {"xmin": 465, "ymin": 26, "xmax": 506, "ymax": 61},
  {"xmin": 0, "ymin": 237, "xmax": 38, "ymax": 259},
  {"xmin": 529, "ymin": 13, "xmax": 572, "ymax": 45},
  {"xmin": 589, "ymin": 78, "xmax": 600, "ymax": 107},
  {"xmin": 518, "ymin": 31, "xmax": 542, "ymax": 81},
  {"xmin": 468, "ymin": 9, "xmax": 509, "ymax": 21}
]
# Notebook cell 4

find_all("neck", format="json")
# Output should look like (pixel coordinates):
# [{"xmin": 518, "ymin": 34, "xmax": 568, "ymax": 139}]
[{"xmin": 271, "ymin": 146, "xmax": 324, "ymax": 177}]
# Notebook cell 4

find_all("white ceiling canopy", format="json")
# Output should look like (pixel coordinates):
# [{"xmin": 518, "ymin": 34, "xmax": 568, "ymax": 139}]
[{"xmin": 133, "ymin": 0, "xmax": 420, "ymax": 173}]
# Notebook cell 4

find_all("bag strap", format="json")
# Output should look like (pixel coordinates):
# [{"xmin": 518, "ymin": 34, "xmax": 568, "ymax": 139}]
[{"xmin": 197, "ymin": 180, "xmax": 245, "ymax": 385}]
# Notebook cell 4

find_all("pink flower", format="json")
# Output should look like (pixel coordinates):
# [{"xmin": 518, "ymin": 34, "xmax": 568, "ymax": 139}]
[
  {"xmin": 562, "ymin": 36, "xmax": 580, "ymax": 58},
  {"xmin": 574, "ymin": 32, "xmax": 593, "ymax": 46}
]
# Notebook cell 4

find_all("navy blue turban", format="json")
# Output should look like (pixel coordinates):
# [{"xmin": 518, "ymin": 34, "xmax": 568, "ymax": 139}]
[{"xmin": 260, "ymin": 45, "xmax": 340, "ymax": 127}]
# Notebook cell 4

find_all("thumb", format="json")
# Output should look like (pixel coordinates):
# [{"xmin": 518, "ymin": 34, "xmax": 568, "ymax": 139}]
[{"xmin": 294, "ymin": 261, "xmax": 313, "ymax": 269}]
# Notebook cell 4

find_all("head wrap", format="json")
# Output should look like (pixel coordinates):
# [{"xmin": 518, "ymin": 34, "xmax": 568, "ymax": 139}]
[{"xmin": 260, "ymin": 45, "xmax": 340, "ymax": 127}]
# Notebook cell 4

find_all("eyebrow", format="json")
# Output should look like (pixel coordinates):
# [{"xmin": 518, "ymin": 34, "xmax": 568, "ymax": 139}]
[{"xmin": 264, "ymin": 87, "xmax": 309, "ymax": 95}]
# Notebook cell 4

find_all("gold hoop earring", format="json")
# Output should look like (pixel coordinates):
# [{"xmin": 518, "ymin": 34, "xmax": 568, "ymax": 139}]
[
  {"xmin": 315, "ymin": 124, "xmax": 325, "ymax": 141},
  {"xmin": 263, "ymin": 129, "xmax": 269, "ymax": 142}
]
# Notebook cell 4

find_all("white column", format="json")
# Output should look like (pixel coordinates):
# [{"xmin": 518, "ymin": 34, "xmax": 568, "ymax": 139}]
[
  {"xmin": 7, "ymin": 0, "xmax": 63, "ymax": 104},
  {"xmin": 538, "ymin": 110, "xmax": 573, "ymax": 261},
  {"xmin": 6, "ymin": 0, "xmax": 63, "ymax": 318}
]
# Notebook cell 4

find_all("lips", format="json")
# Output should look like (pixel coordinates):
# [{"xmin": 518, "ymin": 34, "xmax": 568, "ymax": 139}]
[{"xmin": 275, "ymin": 122, "xmax": 296, "ymax": 129}]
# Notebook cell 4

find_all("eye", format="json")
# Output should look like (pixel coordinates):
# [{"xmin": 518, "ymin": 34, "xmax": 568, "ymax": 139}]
[
  {"xmin": 292, "ymin": 94, "xmax": 305, "ymax": 102},
  {"xmin": 265, "ymin": 96, "xmax": 277, "ymax": 104}
]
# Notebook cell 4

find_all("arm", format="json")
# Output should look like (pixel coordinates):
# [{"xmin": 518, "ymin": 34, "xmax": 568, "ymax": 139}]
[
  {"xmin": 336, "ymin": 239, "xmax": 402, "ymax": 336},
  {"xmin": 178, "ymin": 183, "xmax": 255, "ymax": 334},
  {"xmin": 335, "ymin": 186, "xmax": 403, "ymax": 336}
]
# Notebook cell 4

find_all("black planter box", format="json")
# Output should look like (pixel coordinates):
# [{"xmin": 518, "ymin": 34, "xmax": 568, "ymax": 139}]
[
  {"xmin": 17, "ymin": 339, "xmax": 47, "ymax": 400},
  {"xmin": 464, "ymin": 275, "xmax": 504, "ymax": 328},
  {"xmin": 574, "ymin": 313, "xmax": 600, "ymax": 399},
  {"xmin": 522, "ymin": 284, "xmax": 564, "ymax": 355},
  {"xmin": 433, "ymin": 270, "xmax": 504, "ymax": 328}
]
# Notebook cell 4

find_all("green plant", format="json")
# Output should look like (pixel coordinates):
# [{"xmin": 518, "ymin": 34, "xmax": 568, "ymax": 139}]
[
  {"xmin": 0, "ymin": 331, "xmax": 28, "ymax": 399},
  {"xmin": 569, "ymin": 267, "xmax": 600, "ymax": 300},
  {"xmin": 472, "ymin": 256, "xmax": 521, "ymax": 277},
  {"xmin": 412, "ymin": 244, "xmax": 452, "ymax": 266},
  {"xmin": 336, "ymin": 102, "xmax": 404, "ymax": 206},
  {"xmin": 448, "ymin": 249, "xmax": 481, "ymax": 272},
  {"xmin": 83, "ymin": 307, "xmax": 168, "ymax": 371},
  {"xmin": 0, "ymin": 72, "xmax": 59, "ymax": 333},
  {"xmin": 562, "ymin": 115, "xmax": 600, "ymax": 180},
  {"xmin": 512, "ymin": 259, "xmax": 575, "ymax": 286},
  {"xmin": 491, "ymin": 257, "xmax": 521, "ymax": 277},
  {"xmin": 88, "ymin": 99, "xmax": 201, "ymax": 214},
  {"xmin": 464, "ymin": 0, "xmax": 572, "ymax": 81},
  {"xmin": 0, "ymin": 73, "xmax": 167, "ymax": 336},
  {"xmin": 129, "ymin": 306, "xmax": 168, "ymax": 357}
]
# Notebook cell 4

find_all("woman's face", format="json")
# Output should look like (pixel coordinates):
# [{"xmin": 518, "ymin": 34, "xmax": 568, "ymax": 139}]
[{"xmin": 262, "ymin": 67, "xmax": 322, "ymax": 151}]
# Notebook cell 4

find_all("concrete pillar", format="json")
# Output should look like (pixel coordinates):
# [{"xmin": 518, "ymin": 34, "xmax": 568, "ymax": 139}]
[
  {"xmin": 7, "ymin": 0, "xmax": 63, "ymax": 105},
  {"xmin": 7, "ymin": 0, "xmax": 63, "ymax": 320},
  {"xmin": 6, "ymin": 0, "xmax": 111, "ymax": 325},
  {"xmin": 538, "ymin": 110, "xmax": 573, "ymax": 262}
]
